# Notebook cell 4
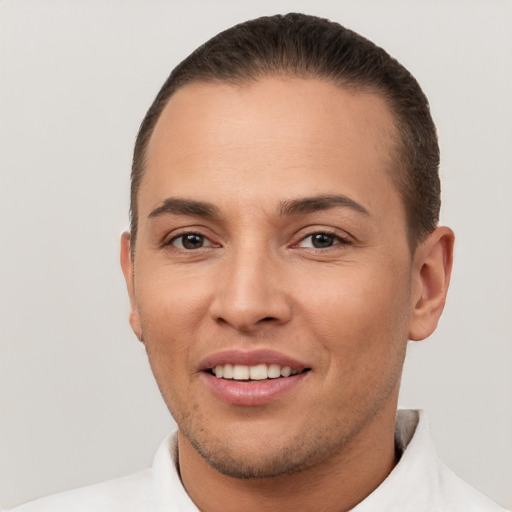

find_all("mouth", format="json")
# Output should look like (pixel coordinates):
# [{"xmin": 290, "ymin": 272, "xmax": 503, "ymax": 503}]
[
  {"xmin": 206, "ymin": 363, "xmax": 311, "ymax": 381},
  {"xmin": 199, "ymin": 349, "xmax": 312, "ymax": 405}
]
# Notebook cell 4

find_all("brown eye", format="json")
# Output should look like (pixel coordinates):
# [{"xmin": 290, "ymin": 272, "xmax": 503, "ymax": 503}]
[
  {"xmin": 172, "ymin": 233, "xmax": 206, "ymax": 250},
  {"xmin": 311, "ymin": 233, "xmax": 335, "ymax": 248},
  {"xmin": 296, "ymin": 231, "xmax": 351, "ymax": 249}
]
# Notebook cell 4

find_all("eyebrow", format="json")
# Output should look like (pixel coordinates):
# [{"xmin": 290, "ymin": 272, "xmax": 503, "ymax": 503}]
[
  {"xmin": 279, "ymin": 194, "xmax": 370, "ymax": 217},
  {"xmin": 148, "ymin": 194, "xmax": 369, "ymax": 221},
  {"xmin": 148, "ymin": 198, "xmax": 220, "ymax": 219}
]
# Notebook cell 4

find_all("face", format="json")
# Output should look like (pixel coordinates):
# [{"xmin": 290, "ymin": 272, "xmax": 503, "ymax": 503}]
[{"xmin": 123, "ymin": 77, "xmax": 420, "ymax": 478}]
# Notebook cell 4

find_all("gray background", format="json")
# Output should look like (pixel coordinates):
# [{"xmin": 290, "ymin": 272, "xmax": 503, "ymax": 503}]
[{"xmin": 1, "ymin": 0, "xmax": 511, "ymax": 508}]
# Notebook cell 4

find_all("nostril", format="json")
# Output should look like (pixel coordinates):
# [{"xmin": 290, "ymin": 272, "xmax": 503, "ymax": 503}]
[{"xmin": 260, "ymin": 317, "xmax": 276, "ymax": 322}]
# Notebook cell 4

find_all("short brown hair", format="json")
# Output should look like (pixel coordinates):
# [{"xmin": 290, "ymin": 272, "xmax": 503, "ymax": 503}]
[{"xmin": 130, "ymin": 13, "xmax": 440, "ymax": 252}]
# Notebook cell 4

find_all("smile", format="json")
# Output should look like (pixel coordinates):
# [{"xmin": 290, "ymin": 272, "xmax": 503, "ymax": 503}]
[
  {"xmin": 209, "ymin": 363, "xmax": 306, "ymax": 380},
  {"xmin": 199, "ymin": 349, "xmax": 312, "ymax": 405}
]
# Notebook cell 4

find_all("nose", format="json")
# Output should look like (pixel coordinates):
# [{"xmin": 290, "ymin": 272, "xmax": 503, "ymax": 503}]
[{"xmin": 209, "ymin": 247, "xmax": 292, "ymax": 333}]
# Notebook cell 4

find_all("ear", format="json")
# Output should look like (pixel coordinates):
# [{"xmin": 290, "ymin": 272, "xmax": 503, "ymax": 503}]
[
  {"xmin": 120, "ymin": 231, "xmax": 143, "ymax": 340},
  {"xmin": 408, "ymin": 226, "xmax": 455, "ymax": 341}
]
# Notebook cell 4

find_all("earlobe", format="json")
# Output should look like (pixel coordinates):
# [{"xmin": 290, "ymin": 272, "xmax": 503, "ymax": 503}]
[
  {"xmin": 408, "ymin": 226, "xmax": 454, "ymax": 341},
  {"xmin": 120, "ymin": 231, "xmax": 143, "ymax": 340}
]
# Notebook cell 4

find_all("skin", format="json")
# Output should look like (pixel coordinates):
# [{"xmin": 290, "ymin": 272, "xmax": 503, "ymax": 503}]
[{"xmin": 121, "ymin": 77, "xmax": 454, "ymax": 512}]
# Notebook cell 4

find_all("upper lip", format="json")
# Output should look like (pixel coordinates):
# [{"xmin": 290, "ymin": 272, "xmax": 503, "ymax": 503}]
[{"xmin": 199, "ymin": 349, "xmax": 310, "ymax": 372}]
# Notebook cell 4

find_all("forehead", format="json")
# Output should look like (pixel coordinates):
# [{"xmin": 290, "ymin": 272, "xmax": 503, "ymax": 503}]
[{"xmin": 141, "ymin": 77, "xmax": 403, "ymax": 222}]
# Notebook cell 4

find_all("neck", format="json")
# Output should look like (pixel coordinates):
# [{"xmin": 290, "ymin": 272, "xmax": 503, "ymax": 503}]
[{"xmin": 178, "ymin": 405, "xmax": 398, "ymax": 512}]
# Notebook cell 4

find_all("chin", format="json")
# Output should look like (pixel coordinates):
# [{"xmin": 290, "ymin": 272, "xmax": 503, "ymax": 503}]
[
  {"xmin": 180, "ymin": 416, "xmax": 350, "ymax": 480},
  {"xmin": 190, "ymin": 436, "xmax": 319, "ymax": 479}
]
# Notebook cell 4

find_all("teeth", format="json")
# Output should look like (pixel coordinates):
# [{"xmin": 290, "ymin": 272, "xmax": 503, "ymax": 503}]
[
  {"xmin": 223, "ymin": 364, "xmax": 234, "ymax": 379},
  {"xmin": 233, "ymin": 365, "xmax": 249, "ymax": 380},
  {"xmin": 212, "ymin": 363, "xmax": 303, "ymax": 380},
  {"xmin": 267, "ymin": 364, "xmax": 281, "ymax": 379},
  {"xmin": 249, "ymin": 364, "xmax": 268, "ymax": 380},
  {"xmin": 280, "ymin": 366, "xmax": 291, "ymax": 377}
]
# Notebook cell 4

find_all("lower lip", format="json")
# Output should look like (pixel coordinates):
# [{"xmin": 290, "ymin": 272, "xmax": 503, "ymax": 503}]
[{"xmin": 201, "ymin": 371, "xmax": 309, "ymax": 406}]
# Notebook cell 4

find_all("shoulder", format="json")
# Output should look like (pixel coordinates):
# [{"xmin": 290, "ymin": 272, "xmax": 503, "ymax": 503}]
[
  {"xmin": 3, "ymin": 469, "xmax": 153, "ymax": 512},
  {"xmin": 357, "ymin": 410, "xmax": 509, "ymax": 512},
  {"xmin": 3, "ymin": 432, "xmax": 194, "ymax": 512},
  {"xmin": 434, "ymin": 461, "xmax": 509, "ymax": 512},
  {"xmin": 407, "ymin": 411, "xmax": 508, "ymax": 512}
]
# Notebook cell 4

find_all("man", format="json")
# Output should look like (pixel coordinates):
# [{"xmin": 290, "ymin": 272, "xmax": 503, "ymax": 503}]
[{"xmin": 7, "ymin": 12, "xmax": 507, "ymax": 512}]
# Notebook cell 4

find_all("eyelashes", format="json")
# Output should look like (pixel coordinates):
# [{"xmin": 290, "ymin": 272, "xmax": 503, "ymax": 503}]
[
  {"xmin": 294, "ymin": 231, "xmax": 352, "ymax": 250},
  {"xmin": 169, "ymin": 233, "xmax": 215, "ymax": 250},
  {"xmin": 165, "ymin": 229, "xmax": 352, "ymax": 252}
]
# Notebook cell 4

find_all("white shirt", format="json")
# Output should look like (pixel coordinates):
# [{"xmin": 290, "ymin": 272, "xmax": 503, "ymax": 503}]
[{"xmin": 5, "ymin": 410, "xmax": 508, "ymax": 512}]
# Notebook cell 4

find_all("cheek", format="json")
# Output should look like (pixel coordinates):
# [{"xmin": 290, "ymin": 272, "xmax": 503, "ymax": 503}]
[
  {"xmin": 134, "ymin": 270, "xmax": 212, "ymax": 387},
  {"xmin": 298, "ymin": 262, "xmax": 411, "ymax": 368},
  {"xmin": 300, "ymin": 270, "xmax": 410, "ymax": 420},
  {"xmin": 137, "ymin": 267, "xmax": 211, "ymax": 333}
]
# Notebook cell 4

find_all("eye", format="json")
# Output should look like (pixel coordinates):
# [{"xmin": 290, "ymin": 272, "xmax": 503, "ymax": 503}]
[
  {"xmin": 170, "ymin": 233, "xmax": 212, "ymax": 250},
  {"xmin": 297, "ymin": 232, "xmax": 350, "ymax": 249}
]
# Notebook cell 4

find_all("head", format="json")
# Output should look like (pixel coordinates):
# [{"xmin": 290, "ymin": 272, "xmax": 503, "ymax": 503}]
[
  {"xmin": 121, "ymin": 13, "xmax": 453, "ymax": 483},
  {"xmin": 130, "ymin": 13, "xmax": 441, "ymax": 254}
]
